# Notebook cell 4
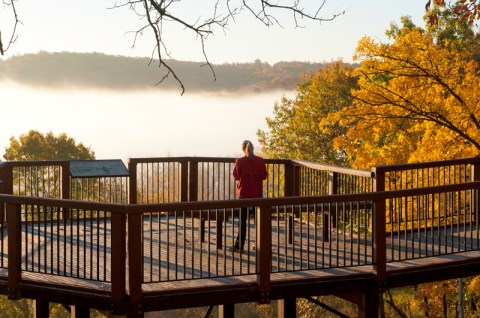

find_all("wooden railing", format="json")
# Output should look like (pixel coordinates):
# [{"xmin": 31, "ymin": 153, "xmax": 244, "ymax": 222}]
[
  {"xmin": 0, "ymin": 157, "xmax": 480, "ymax": 315},
  {"xmin": 1, "ymin": 180, "xmax": 478, "ymax": 307},
  {"xmin": 374, "ymin": 158, "xmax": 480, "ymax": 233}
]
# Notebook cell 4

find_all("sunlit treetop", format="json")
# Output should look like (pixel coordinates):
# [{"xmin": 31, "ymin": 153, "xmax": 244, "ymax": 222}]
[{"xmin": 426, "ymin": 0, "xmax": 480, "ymax": 26}]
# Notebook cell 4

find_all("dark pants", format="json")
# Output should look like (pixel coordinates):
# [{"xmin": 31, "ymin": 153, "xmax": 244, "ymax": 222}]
[{"xmin": 234, "ymin": 207, "xmax": 254, "ymax": 249}]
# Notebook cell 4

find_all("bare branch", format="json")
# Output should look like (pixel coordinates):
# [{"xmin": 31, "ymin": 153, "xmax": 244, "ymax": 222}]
[
  {"xmin": 112, "ymin": 0, "xmax": 343, "ymax": 94},
  {"xmin": 1, "ymin": 0, "xmax": 341, "ymax": 93},
  {"xmin": 1, "ymin": 0, "xmax": 20, "ymax": 55}
]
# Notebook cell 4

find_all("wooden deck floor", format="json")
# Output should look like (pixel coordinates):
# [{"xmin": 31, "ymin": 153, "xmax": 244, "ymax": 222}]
[{"xmin": 0, "ymin": 216, "xmax": 479, "ymax": 294}]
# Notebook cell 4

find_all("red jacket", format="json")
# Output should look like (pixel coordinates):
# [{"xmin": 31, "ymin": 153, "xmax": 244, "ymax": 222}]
[{"xmin": 233, "ymin": 155, "xmax": 268, "ymax": 199}]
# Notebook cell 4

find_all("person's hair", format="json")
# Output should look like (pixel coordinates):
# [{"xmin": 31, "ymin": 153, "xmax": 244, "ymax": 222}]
[{"xmin": 242, "ymin": 140, "xmax": 254, "ymax": 159}]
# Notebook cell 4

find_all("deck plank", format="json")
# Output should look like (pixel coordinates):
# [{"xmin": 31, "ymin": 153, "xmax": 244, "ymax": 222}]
[{"xmin": 0, "ymin": 216, "xmax": 479, "ymax": 294}]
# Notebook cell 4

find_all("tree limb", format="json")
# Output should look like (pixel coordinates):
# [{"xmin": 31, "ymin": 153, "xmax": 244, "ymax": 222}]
[
  {"xmin": 113, "ymin": 0, "xmax": 344, "ymax": 94},
  {"xmin": 0, "ymin": 0, "xmax": 20, "ymax": 55}
]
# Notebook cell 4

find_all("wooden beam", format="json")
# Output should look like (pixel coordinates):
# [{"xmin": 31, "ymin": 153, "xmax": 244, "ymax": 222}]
[
  {"xmin": 257, "ymin": 205, "xmax": 272, "ymax": 304},
  {"xmin": 218, "ymin": 304, "xmax": 234, "ymax": 318},
  {"xmin": 33, "ymin": 300, "xmax": 49, "ymax": 318},
  {"xmin": 71, "ymin": 306, "xmax": 90, "ymax": 318},
  {"xmin": 111, "ymin": 212, "xmax": 127, "ymax": 305},
  {"xmin": 357, "ymin": 284, "xmax": 379, "ymax": 318},
  {"xmin": 277, "ymin": 299, "xmax": 296, "ymax": 318},
  {"xmin": 7, "ymin": 203, "xmax": 21, "ymax": 300}
]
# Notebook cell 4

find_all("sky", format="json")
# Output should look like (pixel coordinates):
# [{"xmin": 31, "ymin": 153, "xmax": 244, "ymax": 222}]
[{"xmin": 0, "ymin": 0, "xmax": 427, "ymax": 64}]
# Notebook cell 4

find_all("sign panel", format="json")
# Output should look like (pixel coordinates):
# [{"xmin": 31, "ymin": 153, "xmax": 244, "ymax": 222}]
[{"xmin": 70, "ymin": 160, "xmax": 129, "ymax": 178}]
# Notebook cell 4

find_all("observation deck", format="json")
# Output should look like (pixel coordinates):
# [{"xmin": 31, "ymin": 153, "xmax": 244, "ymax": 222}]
[{"xmin": 0, "ymin": 157, "xmax": 479, "ymax": 317}]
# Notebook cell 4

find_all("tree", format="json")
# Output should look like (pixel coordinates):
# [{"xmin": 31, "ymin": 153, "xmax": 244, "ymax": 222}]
[
  {"xmin": 3, "ymin": 130, "xmax": 95, "ymax": 160},
  {"xmin": 0, "ymin": 1, "xmax": 344, "ymax": 94},
  {"xmin": 426, "ymin": 0, "xmax": 480, "ymax": 26},
  {"xmin": 257, "ymin": 61, "xmax": 357, "ymax": 166},
  {"xmin": 321, "ymin": 19, "xmax": 480, "ymax": 169}
]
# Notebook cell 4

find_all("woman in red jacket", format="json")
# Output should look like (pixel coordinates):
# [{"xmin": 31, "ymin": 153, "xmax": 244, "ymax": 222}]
[{"xmin": 232, "ymin": 140, "xmax": 268, "ymax": 251}]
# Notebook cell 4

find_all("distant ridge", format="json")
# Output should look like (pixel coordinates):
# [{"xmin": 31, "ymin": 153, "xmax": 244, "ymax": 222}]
[{"xmin": 0, "ymin": 51, "xmax": 350, "ymax": 93}]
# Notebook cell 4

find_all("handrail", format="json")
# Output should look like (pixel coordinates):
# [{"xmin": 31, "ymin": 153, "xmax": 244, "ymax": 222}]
[
  {"xmin": 0, "ymin": 193, "xmax": 125, "ymax": 213},
  {"xmin": 129, "ymin": 156, "xmax": 290, "ymax": 164},
  {"xmin": 2, "ymin": 181, "xmax": 477, "ymax": 211},
  {"xmin": 291, "ymin": 159, "xmax": 372, "ymax": 178},
  {"xmin": 0, "ymin": 160, "xmax": 70, "ymax": 168},
  {"xmin": 374, "ymin": 157, "xmax": 480, "ymax": 173}
]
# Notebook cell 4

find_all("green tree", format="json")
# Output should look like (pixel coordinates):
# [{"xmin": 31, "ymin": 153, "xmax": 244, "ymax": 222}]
[
  {"xmin": 3, "ymin": 130, "xmax": 95, "ymax": 161},
  {"xmin": 257, "ymin": 61, "xmax": 357, "ymax": 166},
  {"xmin": 0, "ymin": 296, "xmax": 30, "ymax": 318}
]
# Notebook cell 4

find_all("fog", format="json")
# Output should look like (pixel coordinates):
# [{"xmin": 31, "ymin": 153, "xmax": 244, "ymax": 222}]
[{"xmin": 0, "ymin": 82, "xmax": 290, "ymax": 162}]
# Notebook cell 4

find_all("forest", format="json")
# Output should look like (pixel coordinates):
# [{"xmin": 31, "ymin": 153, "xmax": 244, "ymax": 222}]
[{"xmin": 0, "ymin": 52, "xmax": 334, "ymax": 93}]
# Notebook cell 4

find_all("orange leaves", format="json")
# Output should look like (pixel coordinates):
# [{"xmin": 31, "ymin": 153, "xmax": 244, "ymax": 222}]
[
  {"xmin": 328, "ymin": 26, "xmax": 480, "ymax": 168},
  {"xmin": 426, "ymin": 0, "xmax": 480, "ymax": 27}
]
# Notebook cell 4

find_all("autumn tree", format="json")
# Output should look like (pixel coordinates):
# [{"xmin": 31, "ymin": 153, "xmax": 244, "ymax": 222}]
[
  {"xmin": 3, "ymin": 130, "xmax": 95, "ymax": 160},
  {"xmin": 321, "ymin": 17, "xmax": 480, "ymax": 169},
  {"xmin": 257, "ymin": 61, "xmax": 357, "ymax": 166},
  {"xmin": 426, "ymin": 0, "xmax": 480, "ymax": 26}
]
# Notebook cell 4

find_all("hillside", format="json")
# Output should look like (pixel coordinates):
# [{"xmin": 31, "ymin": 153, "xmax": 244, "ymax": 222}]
[{"xmin": 0, "ymin": 52, "xmax": 348, "ymax": 93}]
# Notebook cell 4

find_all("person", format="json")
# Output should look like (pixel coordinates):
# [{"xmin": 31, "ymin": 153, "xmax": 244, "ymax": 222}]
[{"xmin": 232, "ymin": 140, "xmax": 268, "ymax": 251}]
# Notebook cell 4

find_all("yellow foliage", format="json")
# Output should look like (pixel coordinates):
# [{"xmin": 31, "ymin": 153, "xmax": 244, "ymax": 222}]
[{"xmin": 322, "ymin": 29, "xmax": 480, "ymax": 168}]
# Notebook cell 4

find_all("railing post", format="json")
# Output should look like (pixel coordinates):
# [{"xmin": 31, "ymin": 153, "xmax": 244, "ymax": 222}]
[
  {"xmin": 294, "ymin": 166, "xmax": 300, "ymax": 197},
  {"xmin": 256, "ymin": 205, "xmax": 271, "ymax": 304},
  {"xmin": 62, "ymin": 161, "xmax": 70, "ymax": 200},
  {"xmin": 189, "ymin": 161, "xmax": 206, "ymax": 242},
  {"xmin": 327, "ymin": 172, "xmax": 338, "ymax": 234},
  {"xmin": 0, "ymin": 164, "xmax": 13, "ymax": 229},
  {"xmin": 285, "ymin": 162, "xmax": 299, "ymax": 244},
  {"xmin": 328, "ymin": 171, "xmax": 338, "ymax": 195},
  {"xmin": 128, "ymin": 210, "xmax": 144, "ymax": 316},
  {"xmin": 0, "ymin": 163, "xmax": 13, "ymax": 195},
  {"xmin": 181, "ymin": 160, "xmax": 189, "ymax": 202},
  {"xmin": 0, "ymin": 164, "xmax": 12, "ymax": 224},
  {"xmin": 62, "ymin": 162, "xmax": 71, "ymax": 220},
  {"xmin": 284, "ymin": 162, "xmax": 295, "ymax": 197},
  {"xmin": 189, "ymin": 160, "xmax": 198, "ymax": 202},
  {"xmin": 471, "ymin": 162, "xmax": 480, "ymax": 222},
  {"xmin": 111, "ymin": 211, "xmax": 127, "ymax": 314},
  {"xmin": 129, "ymin": 161, "xmax": 137, "ymax": 204},
  {"xmin": 7, "ymin": 203, "xmax": 22, "ymax": 300},
  {"xmin": 373, "ymin": 167, "xmax": 386, "ymax": 292}
]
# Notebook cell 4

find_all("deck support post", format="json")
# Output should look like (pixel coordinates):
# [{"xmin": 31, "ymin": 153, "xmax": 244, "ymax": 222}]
[
  {"xmin": 358, "ymin": 284, "xmax": 379, "ymax": 318},
  {"xmin": 111, "ymin": 212, "xmax": 127, "ymax": 314},
  {"xmin": 372, "ymin": 168, "xmax": 387, "ymax": 289},
  {"xmin": 257, "ymin": 205, "xmax": 272, "ymax": 304},
  {"xmin": 128, "ymin": 212, "xmax": 144, "ymax": 317},
  {"xmin": 218, "ymin": 304, "xmax": 234, "ymax": 317},
  {"xmin": 277, "ymin": 298, "xmax": 296, "ymax": 318},
  {"xmin": 7, "ymin": 203, "xmax": 22, "ymax": 300},
  {"xmin": 71, "ymin": 306, "xmax": 90, "ymax": 318},
  {"xmin": 33, "ymin": 300, "xmax": 49, "ymax": 318}
]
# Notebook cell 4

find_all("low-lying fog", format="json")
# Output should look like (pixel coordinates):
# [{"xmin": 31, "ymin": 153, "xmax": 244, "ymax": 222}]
[{"xmin": 0, "ymin": 82, "xmax": 290, "ymax": 162}]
